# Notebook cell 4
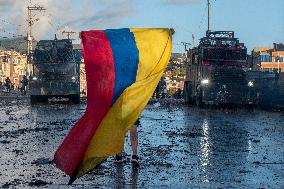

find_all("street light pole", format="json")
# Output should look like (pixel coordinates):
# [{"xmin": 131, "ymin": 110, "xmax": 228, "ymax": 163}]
[{"xmin": 277, "ymin": 51, "xmax": 280, "ymax": 73}]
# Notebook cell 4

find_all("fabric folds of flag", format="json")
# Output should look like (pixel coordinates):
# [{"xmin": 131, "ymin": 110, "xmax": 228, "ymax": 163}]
[{"xmin": 53, "ymin": 28, "xmax": 173, "ymax": 182}]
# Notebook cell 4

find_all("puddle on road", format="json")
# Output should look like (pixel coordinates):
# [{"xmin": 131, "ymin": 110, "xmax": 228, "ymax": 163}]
[{"xmin": 0, "ymin": 99, "xmax": 283, "ymax": 188}]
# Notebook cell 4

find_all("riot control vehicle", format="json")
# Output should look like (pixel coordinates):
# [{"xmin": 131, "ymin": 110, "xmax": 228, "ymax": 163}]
[
  {"xmin": 184, "ymin": 31, "xmax": 257, "ymax": 107},
  {"xmin": 30, "ymin": 38, "xmax": 80, "ymax": 104}
]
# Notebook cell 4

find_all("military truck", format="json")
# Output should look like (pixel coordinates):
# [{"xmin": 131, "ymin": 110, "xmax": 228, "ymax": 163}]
[
  {"xmin": 30, "ymin": 38, "xmax": 80, "ymax": 104},
  {"xmin": 183, "ymin": 31, "xmax": 257, "ymax": 107}
]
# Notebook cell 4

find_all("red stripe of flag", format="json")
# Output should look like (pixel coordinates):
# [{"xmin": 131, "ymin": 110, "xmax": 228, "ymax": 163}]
[{"xmin": 53, "ymin": 30, "xmax": 115, "ymax": 176}]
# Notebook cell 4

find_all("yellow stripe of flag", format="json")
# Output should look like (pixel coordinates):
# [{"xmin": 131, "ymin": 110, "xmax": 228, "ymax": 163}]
[{"xmin": 75, "ymin": 28, "xmax": 172, "ymax": 178}]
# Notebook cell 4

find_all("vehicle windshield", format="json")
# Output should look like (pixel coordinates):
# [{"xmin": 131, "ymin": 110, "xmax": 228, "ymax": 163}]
[
  {"xmin": 33, "ymin": 63, "xmax": 77, "ymax": 80},
  {"xmin": 33, "ymin": 40, "xmax": 74, "ymax": 64},
  {"xmin": 203, "ymin": 48, "xmax": 247, "ymax": 61}
]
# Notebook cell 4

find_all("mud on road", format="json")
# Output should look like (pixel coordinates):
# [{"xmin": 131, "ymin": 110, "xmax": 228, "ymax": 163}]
[{"xmin": 0, "ymin": 99, "xmax": 283, "ymax": 188}]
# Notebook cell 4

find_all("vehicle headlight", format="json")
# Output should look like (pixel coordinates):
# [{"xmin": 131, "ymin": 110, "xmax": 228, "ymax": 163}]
[
  {"xmin": 201, "ymin": 79, "xmax": 210, "ymax": 85},
  {"xmin": 248, "ymin": 81, "xmax": 254, "ymax": 87},
  {"xmin": 71, "ymin": 76, "xmax": 76, "ymax": 82},
  {"xmin": 32, "ymin": 77, "xmax": 37, "ymax": 81}
]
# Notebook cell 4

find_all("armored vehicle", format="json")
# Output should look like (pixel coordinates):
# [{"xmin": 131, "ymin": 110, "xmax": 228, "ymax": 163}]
[
  {"xmin": 30, "ymin": 38, "xmax": 80, "ymax": 104},
  {"xmin": 184, "ymin": 31, "xmax": 257, "ymax": 107}
]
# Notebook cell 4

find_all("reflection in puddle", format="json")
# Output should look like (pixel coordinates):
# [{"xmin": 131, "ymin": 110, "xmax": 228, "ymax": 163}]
[
  {"xmin": 115, "ymin": 164, "xmax": 125, "ymax": 188},
  {"xmin": 130, "ymin": 167, "xmax": 139, "ymax": 189},
  {"xmin": 114, "ymin": 165, "xmax": 139, "ymax": 189},
  {"xmin": 247, "ymin": 139, "xmax": 252, "ymax": 152},
  {"xmin": 200, "ymin": 118, "xmax": 211, "ymax": 183}
]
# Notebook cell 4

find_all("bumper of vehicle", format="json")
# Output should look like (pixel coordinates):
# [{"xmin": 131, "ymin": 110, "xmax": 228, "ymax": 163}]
[
  {"xmin": 30, "ymin": 94, "xmax": 80, "ymax": 104},
  {"xmin": 201, "ymin": 84, "xmax": 257, "ymax": 105}
]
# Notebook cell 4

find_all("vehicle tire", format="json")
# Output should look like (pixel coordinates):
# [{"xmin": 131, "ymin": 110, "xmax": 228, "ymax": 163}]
[
  {"xmin": 196, "ymin": 90, "xmax": 204, "ymax": 108},
  {"xmin": 71, "ymin": 94, "xmax": 80, "ymax": 104},
  {"xmin": 75, "ymin": 95, "xmax": 80, "ymax": 104},
  {"xmin": 183, "ymin": 88, "xmax": 189, "ymax": 105},
  {"xmin": 30, "ymin": 95, "xmax": 37, "ymax": 105},
  {"xmin": 184, "ymin": 81, "xmax": 194, "ymax": 105},
  {"xmin": 188, "ymin": 96, "xmax": 194, "ymax": 105}
]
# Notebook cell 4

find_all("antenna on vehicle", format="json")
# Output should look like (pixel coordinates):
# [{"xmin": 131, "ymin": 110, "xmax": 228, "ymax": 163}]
[
  {"xmin": 207, "ymin": 0, "xmax": 210, "ymax": 33},
  {"xmin": 62, "ymin": 31, "xmax": 76, "ymax": 40}
]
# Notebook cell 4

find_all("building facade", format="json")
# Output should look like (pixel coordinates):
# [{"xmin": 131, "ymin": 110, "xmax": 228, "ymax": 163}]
[
  {"xmin": 0, "ymin": 50, "xmax": 29, "ymax": 88},
  {"xmin": 252, "ymin": 43, "xmax": 284, "ymax": 72}
]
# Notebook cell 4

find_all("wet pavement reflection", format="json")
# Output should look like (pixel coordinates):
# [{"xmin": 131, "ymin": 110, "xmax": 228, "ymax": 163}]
[{"xmin": 0, "ymin": 99, "xmax": 283, "ymax": 188}]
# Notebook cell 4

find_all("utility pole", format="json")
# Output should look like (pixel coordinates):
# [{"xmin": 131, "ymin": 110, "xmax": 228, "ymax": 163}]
[
  {"xmin": 181, "ymin": 42, "xmax": 191, "ymax": 68},
  {"xmin": 192, "ymin": 34, "xmax": 195, "ymax": 48},
  {"xmin": 181, "ymin": 42, "xmax": 191, "ymax": 52},
  {"xmin": 181, "ymin": 42, "xmax": 191, "ymax": 60},
  {"xmin": 277, "ymin": 52, "xmax": 280, "ymax": 73},
  {"xmin": 27, "ymin": 6, "xmax": 46, "ymax": 72},
  {"xmin": 207, "ymin": 0, "xmax": 211, "ymax": 33},
  {"xmin": 62, "ymin": 31, "xmax": 76, "ymax": 40},
  {"xmin": 10, "ymin": 49, "xmax": 14, "ymax": 80}
]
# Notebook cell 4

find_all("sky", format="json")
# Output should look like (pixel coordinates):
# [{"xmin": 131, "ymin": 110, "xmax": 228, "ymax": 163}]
[{"xmin": 0, "ymin": 0, "xmax": 283, "ymax": 53}]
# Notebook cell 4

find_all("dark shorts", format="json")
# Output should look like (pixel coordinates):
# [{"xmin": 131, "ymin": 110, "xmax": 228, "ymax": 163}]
[{"xmin": 134, "ymin": 118, "xmax": 140, "ymax": 126}]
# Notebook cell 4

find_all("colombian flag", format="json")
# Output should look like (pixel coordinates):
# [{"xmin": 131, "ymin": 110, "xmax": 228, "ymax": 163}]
[{"xmin": 53, "ymin": 28, "xmax": 172, "ymax": 183}]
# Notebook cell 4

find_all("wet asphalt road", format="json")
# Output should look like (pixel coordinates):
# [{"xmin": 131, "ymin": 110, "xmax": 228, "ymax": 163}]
[{"xmin": 0, "ymin": 98, "xmax": 283, "ymax": 189}]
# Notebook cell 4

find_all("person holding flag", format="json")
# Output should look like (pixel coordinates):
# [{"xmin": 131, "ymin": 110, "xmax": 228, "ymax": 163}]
[
  {"xmin": 53, "ymin": 28, "xmax": 173, "ymax": 184},
  {"xmin": 115, "ymin": 117, "xmax": 140, "ymax": 167}
]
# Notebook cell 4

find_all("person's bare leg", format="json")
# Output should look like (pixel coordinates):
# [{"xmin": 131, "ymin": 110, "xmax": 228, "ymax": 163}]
[{"xmin": 130, "ymin": 125, "xmax": 138, "ymax": 155}]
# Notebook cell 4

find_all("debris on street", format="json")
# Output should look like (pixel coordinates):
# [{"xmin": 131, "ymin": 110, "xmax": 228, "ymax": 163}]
[{"xmin": 0, "ymin": 99, "xmax": 283, "ymax": 188}]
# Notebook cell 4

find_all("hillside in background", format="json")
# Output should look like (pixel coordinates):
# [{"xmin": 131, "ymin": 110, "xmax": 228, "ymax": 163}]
[{"xmin": 0, "ymin": 37, "xmax": 37, "ymax": 53}]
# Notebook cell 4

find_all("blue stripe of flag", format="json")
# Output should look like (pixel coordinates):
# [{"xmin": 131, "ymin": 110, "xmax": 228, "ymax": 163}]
[{"xmin": 105, "ymin": 28, "xmax": 139, "ymax": 104}]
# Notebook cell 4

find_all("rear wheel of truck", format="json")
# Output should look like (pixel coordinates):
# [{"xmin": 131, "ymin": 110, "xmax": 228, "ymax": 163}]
[
  {"xmin": 183, "ymin": 89, "xmax": 190, "ymax": 105},
  {"xmin": 184, "ymin": 81, "xmax": 194, "ymax": 105},
  {"xmin": 30, "ymin": 95, "xmax": 37, "ymax": 105},
  {"xmin": 196, "ymin": 90, "xmax": 204, "ymax": 108},
  {"xmin": 69, "ymin": 94, "xmax": 80, "ymax": 104}
]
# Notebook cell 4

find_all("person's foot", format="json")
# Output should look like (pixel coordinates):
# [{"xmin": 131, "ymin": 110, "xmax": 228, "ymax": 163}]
[
  {"xmin": 115, "ymin": 154, "xmax": 123, "ymax": 163},
  {"xmin": 131, "ymin": 155, "xmax": 139, "ymax": 167}
]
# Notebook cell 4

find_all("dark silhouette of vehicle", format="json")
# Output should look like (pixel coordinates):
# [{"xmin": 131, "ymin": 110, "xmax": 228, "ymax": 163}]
[
  {"xmin": 30, "ymin": 38, "xmax": 80, "ymax": 104},
  {"xmin": 184, "ymin": 31, "xmax": 257, "ymax": 107}
]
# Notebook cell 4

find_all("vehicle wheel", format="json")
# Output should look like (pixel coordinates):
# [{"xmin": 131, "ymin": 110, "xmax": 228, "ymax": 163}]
[
  {"xmin": 74, "ymin": 96, "xmax": 80, "ymax": 104},
  {"xmin": 71, "ymin": 94, "xmax": 80, "ymax": 104},
  {"xmin": 196, "ymin": 90, "xmax": 204, "ymax": 108},
  {"xmin": 184, "ymin": 82, "xmax": 194, "ymax": 105},
  {"xmin": 183, "ymin": 89, "xmax": 189, "ymax": 105},
  {"xmin": 30, "ymin": 95, "xmax": 37, "ymax": 105},
  {"xmin": 188, "ymin": 96, "xmax": 194, "ymax": 105},
  {"xmin": 186, "ymin": 95, "xmax": 194, "ymax": 105}
]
